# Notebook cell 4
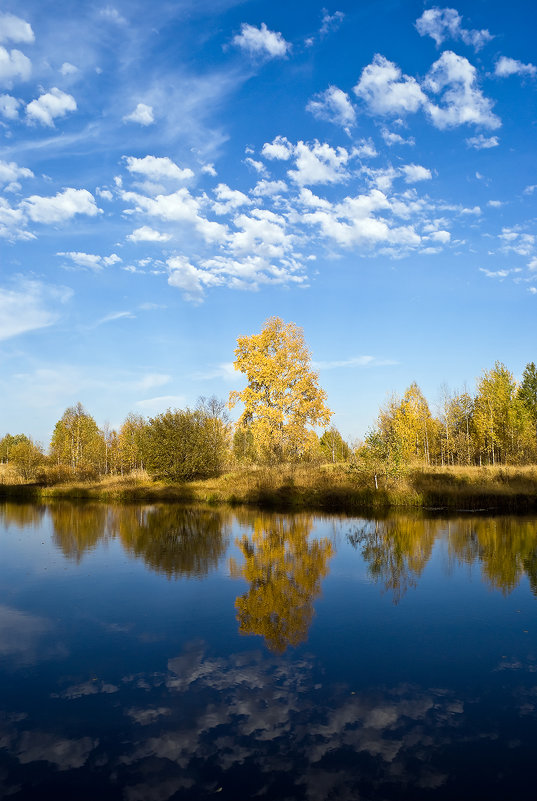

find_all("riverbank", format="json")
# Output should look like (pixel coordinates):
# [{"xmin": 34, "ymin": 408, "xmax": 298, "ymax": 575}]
[{"xmin": 2, "ymin": 464, "xmax": 537, "ymax": 512}]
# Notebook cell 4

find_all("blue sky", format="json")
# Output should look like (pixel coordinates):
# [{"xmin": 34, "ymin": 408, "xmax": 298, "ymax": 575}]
[{"xmin": 1, "ymin": 0, "xmax": 536, "ymax": 445}]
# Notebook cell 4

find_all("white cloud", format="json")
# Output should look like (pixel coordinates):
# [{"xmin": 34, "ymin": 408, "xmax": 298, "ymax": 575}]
[
  {"xmin": 301, "ymin": 188, "xmax": 422, "ymax": 251},
  {"xmin": 122, "ymin": 188, "xmax": 227, "ymax": 243},
  {"xmin": 212, "ymin": 183, "xmax": 252, "ymax": 215},
  {"xmin": 487, "ymin": 200, "xmax": 503, "ymax": 208},
  {"xmin": 244, "ymin": 157, "xmax": 268, "ymax": 176},
  {"xmin": 466, "ymin": 134, "xmax": 499, "ymax": 149},
  {"xmin": 232, "ymin": 23, "xmax": 290, "ymax": 59},
  {"xmin": 201, "ymin": 163, "xmax": 217, "ymax": 176},
  {"xmin": 124, "ymin": 155, "xmax": 193, "ymax": 182},
  {"xmin": 0, "ymin": 160, "xmax": 33, "ymax": 186},
  {"xmin": 251, "ymin": 179, "xmax": 288, "ymax": 197},
  {"xmin": 127, "ymin": 226, "xmax": 172, "ymax": 243},
  {"xmin": 354, "ymin": 54, "xmax": 427, "ymax": 116},
  {"xmin": 320, "ymin": 10, "xmax": 345, "ymax": 36},
  {"xmin": 60, "ymin": 62, "xmax": 79, "ymax": 76},
  {"xmin": 95, "ymin": 310, "xmax": 135, "ymax": 325},
  {"xmin": 306, "ymin": 85, "xmax": 356, "ymax": 130},
  {"xmin": 123, "ymin": 103, "xmax": 154, "ymax": 126},
  {"xmin": 495, "ymin": 56, "xmax": 536, "ymax": 78},
  {"xmin": 57, "ymin": 251, "xmax": 120, "ymax": 270},
  {"xmin": 23, "ymin": 188, "xmax": 100, "ymax": 224},
  {"xmin": 352, "ymin": 139, "xmax": 378, "ymax": 158},
  {"xmin": 415, "ymin": 7, "xmax": 492, "ymax": 51},
  {"xmin": 425, "ymin": 51, "xmax": 500, "ymax": 130},
  {"xmin": 0, "ymin": 280, "xmax": 72, "ymax": 341},
  {"xmin": 0, "ymin": 93, "xmax": 20, "ymax": 119},
  {"xmin": 479, "ymin": 268, "xmax": 511, "ymax": 279},
  {"xmin": 288, "ymin": 140, "xmax": 351, "ymax": 186},
  {"xmin": 26, "ymin": 88, "xmax": 77, "ymax": 127},
  {"xmin": 0, "ymin": 46, "xmax": 31, "ymax": 88},
  {"xmin": 167, "ymin": 254, "xmax": 222, "ymax": 301},
  {"xmin": 381, "ymin": 129, "xmax": 415, "ymax": 146},
  {"xmin": 0, "ymin": 197, "xmax": 29, "ymax": 240},
  {"xmin": 0, "ymin": 13, "xmax": 34, "ymax": 44},
  {"xmin": 261, "ymin": 135, "xmax": 293, "ymax": 161},
  {"xmin": 401, "ymin": 164, "xmax": 432, "ymax": 183},
  {"xmin": 523, "ymin": 185, "xmax": 537, "ymax": 195}
]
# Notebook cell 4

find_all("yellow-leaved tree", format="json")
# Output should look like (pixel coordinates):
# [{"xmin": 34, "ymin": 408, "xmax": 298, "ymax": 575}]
[{"xmin": 229, "ymin": 317, "xmax": 332, "ymax": 463}]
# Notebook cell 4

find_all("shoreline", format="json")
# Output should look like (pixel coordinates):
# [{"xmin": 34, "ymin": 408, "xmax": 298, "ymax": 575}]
[{"xmin": 1, "ymin": 465, "xmax": 537, "ymax": 514}]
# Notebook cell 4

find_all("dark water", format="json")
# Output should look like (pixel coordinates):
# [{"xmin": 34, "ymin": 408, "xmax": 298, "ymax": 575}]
[{"xmin": 1, "ymin": 503, "xmax": 537, "ymax": 800}]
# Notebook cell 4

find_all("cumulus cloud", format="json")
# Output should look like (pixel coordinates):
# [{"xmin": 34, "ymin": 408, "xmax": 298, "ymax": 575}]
[
  {"xmin": 261, "ymin": 135, "xmax": 293, "ymax": 161},
  {"xmin": 495, "ymin": 56, "xmax": 536, "ymax": 78},
  {"xmin": 127, "ymin": 226, "xmax": 172, "ymax": 243},
  {"xmin": 354, "ymin": 54, "xmax": 427, "ymax": 116},
  {"xmin": 0, "ymin": 93, "xmax": 20, "ymax": 119},
  {"xmin": 0, "ymin": 46, "xmax": 31, "ymax": 88},
  {"xmin": 0, "ymin": 12, "xmax": 35, "ymax": 44},
  {"xmin": 424, "ymin": 51, "xmax": 500, "ymax": 129},
  {"xmin": 22, "ymin": 188, "xmax": 100, "ymax": 224},
  {"xmin": 60, "ymin": 62, "xmax": 79, "ymax": 76},
  {"xmin": 232, "ymin": 23, "xmax": 290, "ymax": 59},
  {"xmin": 212, "ymin": 183, "xmax": 252, "ymax": 215},
  {"xmin": 0, "ymin": 280, "xmax": 72, "ymax": 341},
  {"xmin": 57, "ymin": 251, "xmax": 121, "ymax": 270},
  {"xmin": 251, "ymin": 179, "xmax": 288, "ymax": 197},
  {"xmin": 123, "ymin": 103, "xmax": 154, "ymax": 125},
  {"xmin": 288, "ymin": 140, "xmax": 351, "ymax": 185},
  {"xmin": 401, "ymin": 164, "xmax": 432, "ymax": 183},
  {"xmin": 306, "ymin": 85, "xmax": 356, "ymax": 131},
  {"xmin": 0, "ymin": 160, "xmax": 33, "ymax": 186},
  {"xmin": 381, "ymin": 129, "xmax": 415, "ymax": 146},
  {"xmin": 415, "ymin": 7, "xmax": 493, "ymax": 51},
  {"xmin": 466, "ymin": 134, "xmax": 499, "ymax": 149},
  {"xmin": 26, "ymin": 88, "xmax": 76, "ymax": 127},
  {"xmin": 167, "ymin": 255, "xmax": 221, "ymax": 301},
  {"xmin": 124, "ymin": 155, "xmax": 193, "ymax": 182},
  {"xmin": 122, "ymin": 188, "xmax": 227, "ymax": 243}
]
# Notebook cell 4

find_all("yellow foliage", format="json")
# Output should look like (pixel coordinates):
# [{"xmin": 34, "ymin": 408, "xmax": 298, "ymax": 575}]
[{"xmin": 229, "ymin": 317, "xmax": 332, "ymax": 463}]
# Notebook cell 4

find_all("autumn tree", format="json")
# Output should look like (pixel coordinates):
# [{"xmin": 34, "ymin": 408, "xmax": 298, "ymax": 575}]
[
  {"xmin": 473, "ymin": 362, "xmax": 533, "ymax": 464},
  {"xmin": 229, "ymin": 317, "xmax": 332, "ymax": 464},
  {"xmin": 519, "ymin": 362, "xmax": 537, "ymax": 445},
  {"xmin": 145, "ymin": 402, "xmax": 230, "ymax": 481},
  {"xmin": 50, "ymin": 403, "xmax": 104, "ymax": 475},
  {"xmin": 10, "ymin": 438, "xmax": 46, "ymax": 480},
  {"xmin": 319, "ymin": 426, "xmax": 350, "ymax": 463}
]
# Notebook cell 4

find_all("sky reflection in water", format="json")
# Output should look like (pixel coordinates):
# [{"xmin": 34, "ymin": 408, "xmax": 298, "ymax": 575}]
[{"xmin": 0, "ymin": 502, "xmax": 537, "ymax": 800}]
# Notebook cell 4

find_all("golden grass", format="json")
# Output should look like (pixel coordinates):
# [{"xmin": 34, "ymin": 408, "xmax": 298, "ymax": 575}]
[{"xmin": 2, "ymin": 463, "xmax": 537, "ymax": 512}]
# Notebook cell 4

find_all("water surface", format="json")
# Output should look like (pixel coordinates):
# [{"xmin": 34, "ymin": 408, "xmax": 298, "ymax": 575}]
[{"xmin": 1, "ymin": 502, "xmax": 537, "ymax": 800}]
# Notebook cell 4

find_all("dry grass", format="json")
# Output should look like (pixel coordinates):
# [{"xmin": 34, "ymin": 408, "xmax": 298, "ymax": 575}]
[{"xmin": 2, "ymin": 462, "xmax": 537, "ymax": 512}]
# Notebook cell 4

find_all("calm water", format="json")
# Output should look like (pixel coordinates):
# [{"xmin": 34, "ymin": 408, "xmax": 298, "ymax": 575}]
[{"xmin": 1, "ymin": 503, "xmax": 537, "ymax": 800}]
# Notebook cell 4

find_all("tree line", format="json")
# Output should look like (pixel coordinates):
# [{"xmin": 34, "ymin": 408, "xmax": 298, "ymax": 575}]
[{"xmin": 2, "ymin": 316, "xmax": 537, "ymax": 483}]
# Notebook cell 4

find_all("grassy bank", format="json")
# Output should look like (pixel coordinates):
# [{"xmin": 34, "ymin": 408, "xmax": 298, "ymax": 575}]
[{"xmin": 2, "ymin": 464, "xmax": 537, "ymax": 512}]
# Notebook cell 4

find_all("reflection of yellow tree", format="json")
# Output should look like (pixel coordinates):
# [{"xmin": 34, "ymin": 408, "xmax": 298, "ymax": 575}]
[
  {"xmin": 0, "ymin": 503, "xmax": 46, "ymax": 530},
  {"xmin": 49, "ymin": 503, "xmax": 109, "ymax": 561},
  {"xmin": 448, "ymin": 517, "xmax": 537, "ymax": 595},
  {"xmin": 230, "ymin": 514, "xmax": 333, "ymax": 653},
  {"xmin": 349, "ymin": 517, "xmax": 438, "ymax": 603},
  {"xmin": 117, "ymin": 506, "xmax": 229, "ymax": 578}
]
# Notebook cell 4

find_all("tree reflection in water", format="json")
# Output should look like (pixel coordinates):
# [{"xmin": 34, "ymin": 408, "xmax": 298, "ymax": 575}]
[
  {"xmin": 230, "ymin": 513, "xmax": 333, "ymax": 652},
  {"xmin": 43, "ymin": 503, "xmax": 229, "ymax": 577},
  {"xmin": 349, "ymin": 515, "xmax": 537, "ymax": 601},
  {"xmin": 117, "ymin": 505, "xmax": 229, "ymax": 578}
]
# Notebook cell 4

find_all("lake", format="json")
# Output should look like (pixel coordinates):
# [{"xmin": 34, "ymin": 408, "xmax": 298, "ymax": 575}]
[{"xmin": 1, "ymin": 502, "xmax": 536, "ymax": 800}]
